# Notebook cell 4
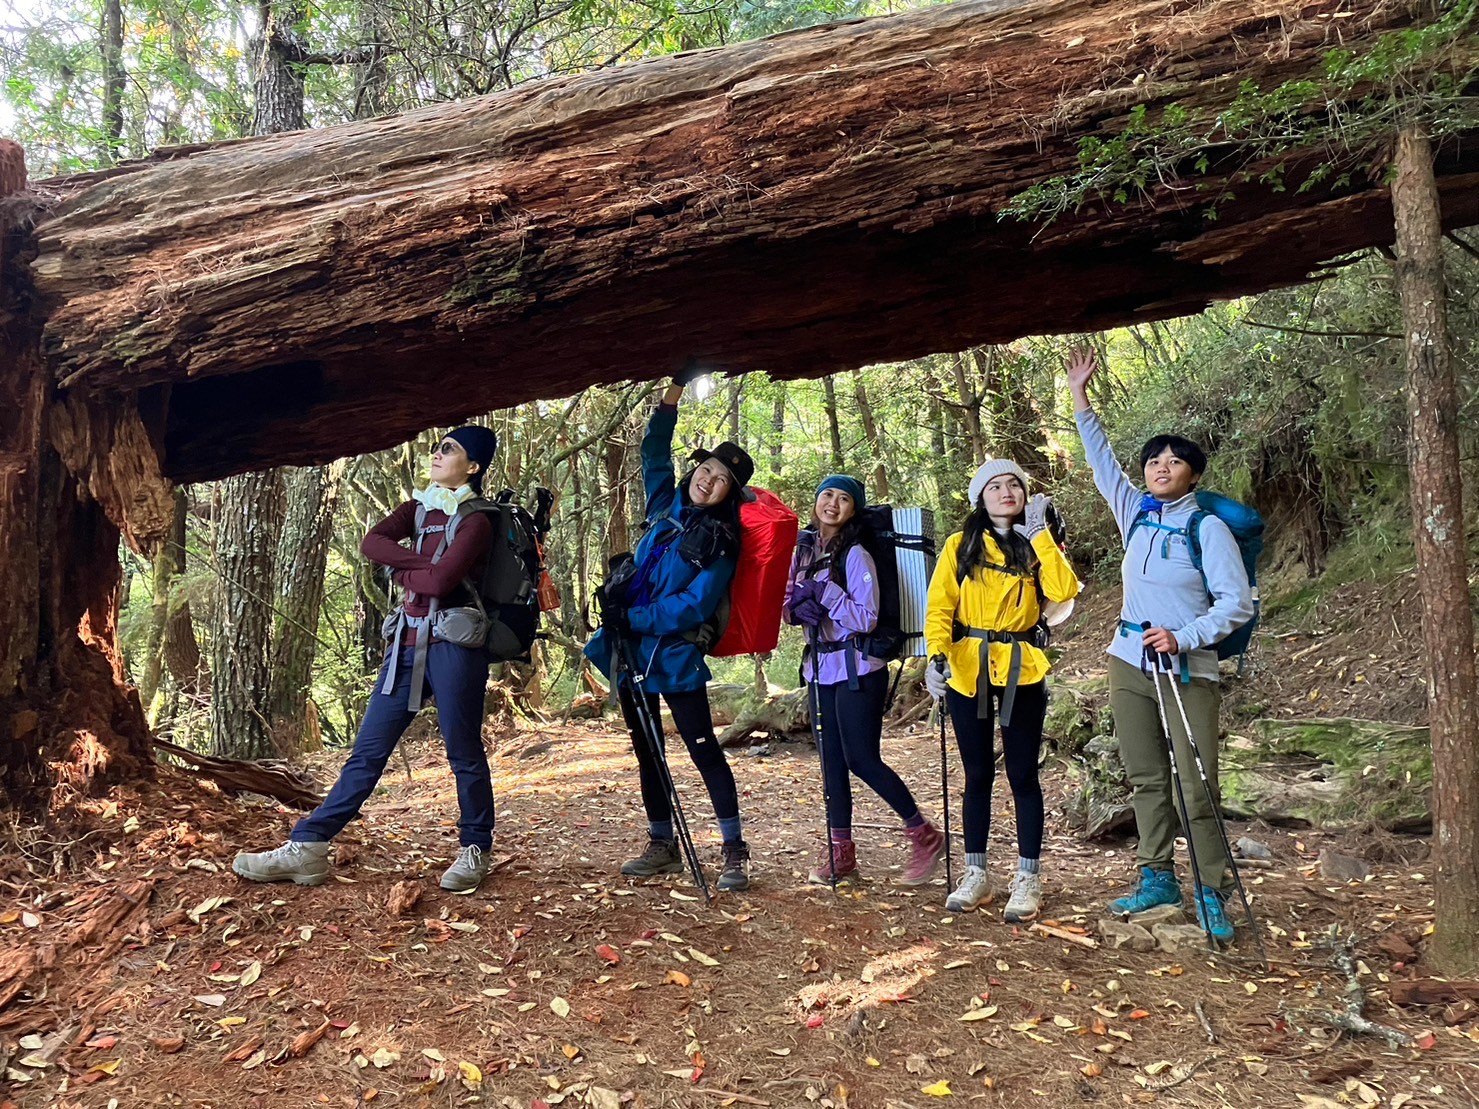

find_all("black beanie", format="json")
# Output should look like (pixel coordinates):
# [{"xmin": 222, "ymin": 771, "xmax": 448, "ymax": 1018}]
[{"xmin": 447, "ymin": 425, "xmax": 498, "ymax": 492}]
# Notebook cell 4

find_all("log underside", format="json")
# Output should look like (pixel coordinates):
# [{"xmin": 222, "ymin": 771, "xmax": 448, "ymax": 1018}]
[{"xmin": 18, "ymin": 0, "xmax": 1479, "ymax": 490}]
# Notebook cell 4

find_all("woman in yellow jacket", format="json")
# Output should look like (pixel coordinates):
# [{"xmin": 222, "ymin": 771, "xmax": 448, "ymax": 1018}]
[{"xmin": 924, "ymin": 459, "xmax": 1080, "ymax": 921}]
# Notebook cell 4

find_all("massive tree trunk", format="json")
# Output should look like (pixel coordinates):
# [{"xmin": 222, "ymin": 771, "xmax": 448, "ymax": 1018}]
[
  {"xmin": 22, "ymin": 0, "xmax": 1478, "ymax": 484},
  {"xmin": 210, "ymin": 470, "xmax": 285, "ymax": 758},
  {"xmin": 268, "ymin": 461, "xmax": 345, "ymax": 751},
  {"xmin": 1392, "ymin": 122, "xmax": 1479, "ymax": 977}
]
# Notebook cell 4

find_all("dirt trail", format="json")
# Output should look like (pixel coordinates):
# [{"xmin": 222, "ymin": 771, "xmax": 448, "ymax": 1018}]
[{"xmin": 2, "ymin": 706, "xmax": 1475, "ymax": 1108}]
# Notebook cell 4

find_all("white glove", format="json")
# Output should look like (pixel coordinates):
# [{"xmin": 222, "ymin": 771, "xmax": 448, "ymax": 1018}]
[
  {"xmin": 1014, "ymin": 493, "xmax": 1052, "ymax": 541},
  {"xmin": 924, "ymin": 658, "xmax": 951, "ymax": 700}
]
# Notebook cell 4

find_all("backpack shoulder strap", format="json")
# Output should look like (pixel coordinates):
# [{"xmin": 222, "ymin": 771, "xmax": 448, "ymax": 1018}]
[{"xmin": 1186, "ymin": 509, "xmax": 1209, "ymax": 578}]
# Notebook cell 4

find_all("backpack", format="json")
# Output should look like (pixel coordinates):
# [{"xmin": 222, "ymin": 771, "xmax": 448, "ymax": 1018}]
[
  {"xmin": 708, "ymin": 488, "xmax": 799, "ymax": 658},
  {"xmin": 803, "ymin": 504, "xmax": 937, "ymax": 663},
  {"xmin": 1127, "ymin": 490, "xmax": 1263, "ymax": 667},
  {"xmin": 415, "ymin": 489, "xmax": 550, "ymax": 662}
]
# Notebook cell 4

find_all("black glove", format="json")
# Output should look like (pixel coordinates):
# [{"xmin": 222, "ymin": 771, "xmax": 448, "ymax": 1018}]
[
  {"xmin": 672, "ymin": 358, "xmax": 705, "ymax": 387},
  {"xmin": 595, "ymin": 583, "xmax": 630, "ymax": 635}
]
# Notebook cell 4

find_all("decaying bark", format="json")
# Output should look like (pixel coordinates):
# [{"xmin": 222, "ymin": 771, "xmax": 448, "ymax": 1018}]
[
  {"xmin": 19, "ymin": 0, "xmax": 1479, "ymax": 483},
  {"xmin": 152, "ymin": 735, "xmax": 323, "ymax": 808}
]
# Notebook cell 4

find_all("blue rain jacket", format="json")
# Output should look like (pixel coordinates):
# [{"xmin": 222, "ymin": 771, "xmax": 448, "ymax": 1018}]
[{"xmin": 584, "ymin": 404, "xmax": 737, "ymax": 694}]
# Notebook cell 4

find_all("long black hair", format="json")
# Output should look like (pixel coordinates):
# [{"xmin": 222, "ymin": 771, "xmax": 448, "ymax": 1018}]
[{"xmin": 958, "ymin": 506, "xmax": 1035, "ymax": 578}]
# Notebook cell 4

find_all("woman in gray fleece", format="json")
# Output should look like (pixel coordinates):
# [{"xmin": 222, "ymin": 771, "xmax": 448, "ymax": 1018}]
[{"xmin": 1067, "ymin": 349, "xmax": 1253, "ymax": 941}]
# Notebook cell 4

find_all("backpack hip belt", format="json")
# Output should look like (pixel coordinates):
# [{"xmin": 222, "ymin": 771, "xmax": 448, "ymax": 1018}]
[{"xmin": 952, "ymin": 623, "xmax": 1046, "ymax": 727}]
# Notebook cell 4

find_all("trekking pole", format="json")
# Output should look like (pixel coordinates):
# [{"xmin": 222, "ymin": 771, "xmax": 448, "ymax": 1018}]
[
  {"xmin": 612, "ymin": 628, "xmax": 713, "ymax": 906},
  {"xmin": 1156, "ymin": 655, "xmax": 1272, "ymax": 973},
  {"xmin": 931, "ymin": 655, "xmax": 954, "ymax": 893},
  {"xmin": 1143, "ymin": 640, "xmax": 1215, "ymax": 954},
  {"xmin": 805, "ymin": 628, "xmax": 839, "ymax": 895}
]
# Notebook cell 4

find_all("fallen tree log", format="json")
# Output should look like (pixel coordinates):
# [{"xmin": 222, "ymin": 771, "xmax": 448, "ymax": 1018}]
[{"xmin": 17, "ymin": 0, "xmax": 1479, "ymax": 484}]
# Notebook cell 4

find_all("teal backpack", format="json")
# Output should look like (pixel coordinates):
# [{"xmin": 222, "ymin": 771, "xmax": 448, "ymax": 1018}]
[{"xmin": 1128, "ymin": 491, "xmax": 1264, "ymax": 670}]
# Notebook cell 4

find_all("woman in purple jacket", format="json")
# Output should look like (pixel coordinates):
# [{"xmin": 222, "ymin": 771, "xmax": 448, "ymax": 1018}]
[{"xmin": 786, "ymin": 475, "xmax": 945, "ymax": 886}]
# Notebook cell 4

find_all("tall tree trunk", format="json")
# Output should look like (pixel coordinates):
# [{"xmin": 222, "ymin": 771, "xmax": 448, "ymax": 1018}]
[
  {"xmin": 821, "ymin": 374, "xmax": 845, "ymax": 472},
  {"xmin": 161, "ymin": 490, "xmax": 202, "ymax": 697},
  {"xmin": 1392, "ymin": 122, "xmax": 1479, "ymax": 976},
  {"xmin": 850, "ymin": 368, "xmax": 890, "ymax": 502},
  {"xmin": 268, "ymin": 461, "xmax": 345, "ymax": 751},
  {"xmin": 138, "ymin": 488, "xmax": 185, "ymax": 717},
  {"xmin": 727, "ymin": 377, "xmax": 743, "ymax": 446},
  {"xmin": 211, "ymin": 471, "xmax": 286, "ymax": 758},
  {"xmin": 603, "ymin": 432, "xmax": 630, "ymax": 557},
  {"xmin": 100, "ymin": 0, "xmax": 125, "ymax": 162},
  {"xmin": 253, "ymin": 1, "xmax": 308, "ymax": 135},
  {"xmin": 205, "ymin": 0, "xmax": 308, "ymax": 759},
  {"xmin": 769, "ymin": 381, "xmax": 786, "ymax": 479},
  {"xmin": 950, "ymin": 353, "xmax": 984, "ymax": 466}
]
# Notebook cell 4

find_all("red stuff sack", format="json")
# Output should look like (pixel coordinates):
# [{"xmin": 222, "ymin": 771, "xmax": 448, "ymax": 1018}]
[{"xmin": 710, "ymin": 487, "xmax": 799, "ymax": 658}]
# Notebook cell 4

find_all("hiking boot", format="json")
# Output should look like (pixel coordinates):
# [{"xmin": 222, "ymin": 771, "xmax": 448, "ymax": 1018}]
[
  {"xmin": 1194, "ymin": 885, "xmax": 1235, "ymax": 942},
  {"xmin": 945, "ymin": 865, "xmax": 994, "ymax": 911},
  {"xmin": 1003, "ymin": 871, "xmax": 1043, "ymax": 923},
  {"xmin": 896, "ymin": 820, "xmax": 946, "ymax": 887},
  {"xmin": 808, "ymin": 840, "xmax": 859, "ymax": 885},
  {"xmin": 621, "ymin": 837, "xmax": 683, "ymax": 877},
  {"xmin": 1108, "ymin": 866, "xmax": 1183, "ymax": 915},
  {"xmin": 718, "ymin": 840, "xmax": 751, "ymax": 892},
  {"xmin": 440, "ymin": 845, "xmax": 491, "ymax": 892},
  {"xmin": 232, "ymin": 840, "xmax": 330, "ymax": 886}
]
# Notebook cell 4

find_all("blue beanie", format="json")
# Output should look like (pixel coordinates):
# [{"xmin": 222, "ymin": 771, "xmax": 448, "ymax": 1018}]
[
  {"xmin": 447, "ymin": 425, "xmax": 498, "ymax": 492},
  {"xmin": 816, "ymin": 474, "xmax": 866, "ymax": 509}
]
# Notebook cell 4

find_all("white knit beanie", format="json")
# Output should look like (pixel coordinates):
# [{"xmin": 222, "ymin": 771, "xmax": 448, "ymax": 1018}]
[{"xmin": 968, "ymin": 458, "xmax": 1031, "ymax": 508}]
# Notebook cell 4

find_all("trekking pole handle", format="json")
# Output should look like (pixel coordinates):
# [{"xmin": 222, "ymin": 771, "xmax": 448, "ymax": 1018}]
[{"xmin": 930, "ymin": 653, "xmax": 947, "ymax": 672}]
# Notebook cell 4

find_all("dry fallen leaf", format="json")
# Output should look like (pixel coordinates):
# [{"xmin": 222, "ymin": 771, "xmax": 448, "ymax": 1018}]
[
  {"xmin": 458, "ymin": 1060, "xmax": 482, "ymax": 1090},
  {"xmin": 595, "ymin": 944, "xmax": 621, "ymax": 965},
  {"xmin": 550, "ymin": 997, "xmax": 571, "ymax": 1018},
  {"xmin": 370, "ymin": 1048, "xmax": 400, "ymax": 1069},
  {"xmin": 921, "ymin": 1079, "xmax": 952, "ymax": 1097},
  {"xmin": 958, "ymin": 1006, "xmax": 998, "ymax": 1022},
  {"xmin": 665, "ymin": 970, "xmax": 691, "ymax": 988},
  {"xmin": 240, "ymin": 961, "xmax": 262, "ymax": 987}
]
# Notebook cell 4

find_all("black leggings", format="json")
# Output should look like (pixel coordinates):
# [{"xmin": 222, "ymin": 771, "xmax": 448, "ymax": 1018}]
[
  {"xmin": 618, "ymin": 683, "xmax": 741, "ymax": 825},
  {"xmin": 815, "ymin": 668, "xmax": 920, "ymax": 830},
  {"xmin": 946, "ymin": 680, "xmax": 1048, "ymax": 858}
]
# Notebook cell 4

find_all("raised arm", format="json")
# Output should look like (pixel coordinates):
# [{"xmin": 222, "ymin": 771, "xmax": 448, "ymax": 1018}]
[{"xmin": 1067, "ymin": 348, "xmax": 1142, "ymax": 538}]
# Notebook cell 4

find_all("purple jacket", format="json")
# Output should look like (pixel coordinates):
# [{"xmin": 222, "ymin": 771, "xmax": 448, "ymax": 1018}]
[{"xmin": 784, "ymin": 538, "xmax": 885, "ymax": 686}]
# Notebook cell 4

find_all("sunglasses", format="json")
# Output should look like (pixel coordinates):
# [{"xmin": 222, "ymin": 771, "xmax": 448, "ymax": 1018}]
[{"xmin": 431, "ymin": 440, "xmax": 464, "ymax": 458}]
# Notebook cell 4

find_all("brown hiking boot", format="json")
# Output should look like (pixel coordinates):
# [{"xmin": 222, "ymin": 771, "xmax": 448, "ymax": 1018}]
[
  {"xmin": 897, "ymin": 820, "xmax": 945, "ymax": 886},
  {"xmin": 808, "ymin": 840, "xmax": 859, "ymax": 885}
]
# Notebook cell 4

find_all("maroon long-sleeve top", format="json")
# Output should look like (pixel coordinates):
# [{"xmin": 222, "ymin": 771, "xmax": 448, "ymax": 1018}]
[{"xmin": 361, "ymin": 499, "xmax": 492, "ymax": 618}]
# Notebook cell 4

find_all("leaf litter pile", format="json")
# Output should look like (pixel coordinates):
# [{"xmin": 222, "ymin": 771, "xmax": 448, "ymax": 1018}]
[{"xmin": 3, "ymin": 717, "xmax": 1478, "ymax": 1108}]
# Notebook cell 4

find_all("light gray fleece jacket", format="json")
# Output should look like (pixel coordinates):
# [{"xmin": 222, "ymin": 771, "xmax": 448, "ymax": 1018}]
[{"xmin": 1076, "ymin": 409, "xmax": 1254, "ymax": 682}]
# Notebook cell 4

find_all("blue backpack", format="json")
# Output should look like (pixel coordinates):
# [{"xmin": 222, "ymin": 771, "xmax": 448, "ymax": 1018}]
[{"xmin": 1128, "ymin": 491, "xmax": 1264, "ymax": 669}]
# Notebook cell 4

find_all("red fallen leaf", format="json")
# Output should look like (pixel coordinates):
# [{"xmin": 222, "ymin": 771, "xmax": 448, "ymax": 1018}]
[
  {"xmin": 512, "ymin": 926, "xmax": 531, "ymax": 939},
  {"xmin": 151, "ymin": 1036, "xmax": 186, "ymax": 1054},
  {"xmin": 806, "ymin": 1014, "xmax": 824, "ymax": 1029},
  {"xmin": 1128, "ymin": 1009, "xmax": 1151, "ymax": 1020},
  {"xmin": 330, "ymin": 1020, "xmax": 351, "ymax": 1029},
  {"xmin": 1415, "ymin": 1032, "xmax": 1438, "ymax": 1050},
  {"xmin": 639, "ymin": 929, "xmax": 660, "ymax": 940},
  {"xmin": 989, "ymin": 977, "xmax": 1003, "ymax": 987},
  {"xmin": 77, "ymin": 1070, "xmax": 109, "ymax": 1085},
  {"xmin": 210, "ymin": 961, "xmax": 222, "ymax": 973},
  {"xmin": 596, "ymin": 944, "xmax": 621, "ymax": 965},
  {"xmin": 531, "ymin": 1100, "xmax": 552, "ymax": 1109},
  {"xmin": 690, "ymin": 1050, "xmax": 706, "ymax": 1083},
  {"xmin": 85, "ymin": 1035, "xmax": 119, "ymax": 1050},
  {"xmin": 978, "ymin": 992, "xmax": 991, "ymax": 1002}
]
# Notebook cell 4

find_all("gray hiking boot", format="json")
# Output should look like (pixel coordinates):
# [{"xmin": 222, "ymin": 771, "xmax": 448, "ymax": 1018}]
[
  {"xmin": 440, "ymin": 845, "xmax": 491, "ymax": 892},
  {"xmin": 233, "ymin": 840, "xmax": 330, "ymax": 886},
  {"xmin": 718, "ymin": 840, "xmax": 751, "ymax": 893},
  {"xmin": 1003, "ymin": 871, "xmax": 1043, "ymax": 923},
  {"xmin": 621, "ymin": 837, "xmax": 683, "ymax": 877},
  {"xmin": 945, "ymin": 865, "xmax": 994, "ymax": 912}
]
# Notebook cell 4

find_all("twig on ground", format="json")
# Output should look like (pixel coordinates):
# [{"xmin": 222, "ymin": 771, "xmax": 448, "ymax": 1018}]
[
  {"xmin": 1147, "ymin": 1055, "xmax": 1218, "ymax": 1091},
  {"xmin": 1029, "ymin": 922, "xmax": 1099, "ymax": 948},
  {"xmin": 1195, "ymin": 998, "xmax": 1219, "ymax": 1044},
  {"xmin": 1291, "ymin": 933, "xmax": 1413, "ymax": 1049}
]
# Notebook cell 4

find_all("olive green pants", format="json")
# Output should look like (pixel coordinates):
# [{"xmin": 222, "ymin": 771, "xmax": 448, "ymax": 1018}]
[{"xmin": 1108, "ymin": 656, "xmax": 1231, "ymax": 892}]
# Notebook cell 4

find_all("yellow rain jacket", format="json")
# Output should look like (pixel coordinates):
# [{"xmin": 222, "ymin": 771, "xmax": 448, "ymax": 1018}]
[{"xmin": 924, "ymin": 528, "xmax": 1081, "ymax": 698}]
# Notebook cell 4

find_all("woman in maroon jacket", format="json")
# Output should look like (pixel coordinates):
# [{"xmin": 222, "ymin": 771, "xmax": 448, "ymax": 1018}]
[{"xmin": 234, "ymin": 426, "xmax": 501, "ymax": 893}]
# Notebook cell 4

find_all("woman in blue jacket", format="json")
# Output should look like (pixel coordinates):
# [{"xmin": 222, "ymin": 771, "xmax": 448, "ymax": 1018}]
[{"xmin": 585, "ymin": 374, "xmax": 755, "ymax": 892}]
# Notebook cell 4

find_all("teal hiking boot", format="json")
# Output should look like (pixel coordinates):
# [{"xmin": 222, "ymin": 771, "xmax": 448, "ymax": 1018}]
[
  {"xmin": 1194, "ymin": 885, "xmax": 1235, "ymax": 942},
  {"xmin": 1109, "ymin": 866, "xmax": 1182, "ymax": 915}
]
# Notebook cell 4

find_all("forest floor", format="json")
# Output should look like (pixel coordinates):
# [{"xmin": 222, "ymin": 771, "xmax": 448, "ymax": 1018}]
[{"xmin": 3, "ymin": 584, "xmax": 1476, "ymax": 1109}]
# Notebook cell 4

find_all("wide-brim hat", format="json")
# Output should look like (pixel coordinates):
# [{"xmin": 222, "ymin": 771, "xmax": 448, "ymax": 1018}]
[{"xmin": 691, "ymin": 441, "xmax": 755, "ymax": 489}]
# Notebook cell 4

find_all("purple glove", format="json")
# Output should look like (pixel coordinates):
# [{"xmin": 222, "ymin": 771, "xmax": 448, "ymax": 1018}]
[
  {"xmin": 792, "ymin": 596, "xmax": 828, "ymax": 627},
  {"xmin": 788, "ymin": 577, "xmax": 821, "ymax": 613}
]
